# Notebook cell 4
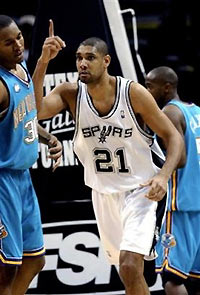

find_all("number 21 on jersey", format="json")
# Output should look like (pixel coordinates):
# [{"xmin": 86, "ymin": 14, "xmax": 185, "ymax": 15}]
[{"xmin": 93, "ymin": 147, "xmax": 130, "ymax": 173}]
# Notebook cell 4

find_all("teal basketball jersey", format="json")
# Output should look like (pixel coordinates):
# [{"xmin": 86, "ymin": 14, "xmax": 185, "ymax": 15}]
[
  {"xmin": 0, "ymin": 61, "xmax": 38, "ymax": 169},
  {"xmin": 167, "ymin": 101, "xmax": 200, "ymax": 211}
]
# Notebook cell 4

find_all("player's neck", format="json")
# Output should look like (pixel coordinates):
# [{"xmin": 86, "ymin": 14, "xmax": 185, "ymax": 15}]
[
  {"xmin": 170, "ymin": 95, "xmax": 180, "ymax": 102},
  {"xmin": 87, "ymin": 74, "xmax": 115, "ymax": 101}
]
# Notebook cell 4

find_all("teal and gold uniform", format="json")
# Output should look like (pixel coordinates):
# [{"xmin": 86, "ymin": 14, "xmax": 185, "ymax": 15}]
[
  {"xmin": 156, "ymin": 100, "xmax": 200, "ymax": 279},
  {"xmin": 0, "ymin": 61, "xmax": 45, "ymax": 265}
]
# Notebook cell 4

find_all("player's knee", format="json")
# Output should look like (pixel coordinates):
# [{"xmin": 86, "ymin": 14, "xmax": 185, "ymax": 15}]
[
  {"xmin": 26, "ymin": 256, "xmax": 45, "ymax": 275},
  {"xmin": 119, "ymin": 252, "xmax": 143, "ymax": 283},
  {"xmin": 34, "ymin": 256, "xmax": 45, "ymax": 273}
]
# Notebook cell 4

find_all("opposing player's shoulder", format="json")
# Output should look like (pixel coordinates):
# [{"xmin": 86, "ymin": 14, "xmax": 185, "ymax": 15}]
[
  {"xmin": 163, "ymin": 104, "xmax": 185, "ymax": 129},
  {"xmin": 163, "ymin": 104, "xmax": 183, "ymax": 118}
]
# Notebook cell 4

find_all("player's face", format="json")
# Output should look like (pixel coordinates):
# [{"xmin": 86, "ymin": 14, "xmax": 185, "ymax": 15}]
[
  {"xmin": 76, "ymin": 45, "xmax": 107, "ymax": 84},
  {"xmin": 145, "ymin": 76, "xmax": 166, "ymax": 108},
  {"xmin": 0, "ymin": 22, "xmax": 24, "ymax": 67}
]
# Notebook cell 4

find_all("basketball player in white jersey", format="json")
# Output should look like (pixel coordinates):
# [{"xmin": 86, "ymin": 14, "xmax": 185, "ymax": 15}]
[{"xmin": 33, "ymin": 20, "xmax": 185, "ymax": 295}]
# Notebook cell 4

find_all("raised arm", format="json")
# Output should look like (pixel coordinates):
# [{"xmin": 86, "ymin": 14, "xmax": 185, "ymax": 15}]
[
  {"xmin": 32, "ymin": 19, "xmax": 67, "ymax": 119},
  {"xmin": 130, "ymin": 82, "xmax": 185, "ymax": 201}
]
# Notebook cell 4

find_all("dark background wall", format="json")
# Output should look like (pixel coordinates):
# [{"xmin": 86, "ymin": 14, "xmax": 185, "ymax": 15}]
[{"xmin": 1, "ymin": 0, "xmax": 199, "ymax": 104}]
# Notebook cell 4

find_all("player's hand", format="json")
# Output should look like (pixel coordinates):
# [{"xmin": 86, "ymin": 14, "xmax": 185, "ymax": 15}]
[
  {"xmin": 40, "ymin": 19, "xmax": 66, "ymax": 63},
  {"xmin": 47, "ymin": 135, "xmax": 62, "ymax": 172},
  {"xmin": 140, "ymin": 173, "xmax": 168, "ymax": 201}
]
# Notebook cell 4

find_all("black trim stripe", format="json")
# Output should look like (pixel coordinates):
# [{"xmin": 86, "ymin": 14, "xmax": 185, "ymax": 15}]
[
  {"xmin": 86, "ymin": 91, "xmax": 99, "ymax": 115},
  {"xmin": 72, "ymin": 80, "xmax": 82, "ymax": 143},
  {"xmin": 125, "ymin": 81, "xmax": 153, "ymax": 142},
  {"xmin": 85, "ymin": 76, "xmax": 121, "ymax": 119},
  {"xmin": 151, "ymin": 150, "xmax": 165, "ymax": 169}
]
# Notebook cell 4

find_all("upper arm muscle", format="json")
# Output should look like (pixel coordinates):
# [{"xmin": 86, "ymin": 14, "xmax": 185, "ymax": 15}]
[
  {"xmin": 130, "ymin": 82, "xmax": 176, "ymax": 140},
  {"xmin": 38, "ymin": 82, "xmax": 77, "ymax": 119},
  {"xmin": 0, "ymin": 80, "xmax": 9, "ymax": 110}
]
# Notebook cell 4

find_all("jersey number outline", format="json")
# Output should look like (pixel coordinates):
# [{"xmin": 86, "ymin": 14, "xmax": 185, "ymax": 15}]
[
  {"xmin": 24, "ymin": 116, "xmax": 38, "ymax": 144},
  {"xmin": 93, "ymin": 148, "xmax": 130, "ymax": 173}
]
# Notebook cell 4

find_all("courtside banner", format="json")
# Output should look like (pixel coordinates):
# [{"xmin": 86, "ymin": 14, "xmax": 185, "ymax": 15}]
[
  {"xmin": 28, "ymin": 218, "xmax": 126, "ymax": 294},
  {"xmin": 27, "ymin": 206, "xmax": 163, "ymax": 294}
]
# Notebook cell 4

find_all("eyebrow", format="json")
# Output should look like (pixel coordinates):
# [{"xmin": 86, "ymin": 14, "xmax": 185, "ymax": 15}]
[
  {"xmin": 3, "ymin": 32, "xmax": 21, "ymax": 43},
  {"xmin": 76, "ymin": 52, "xmax": 96, "ymax": 57}
]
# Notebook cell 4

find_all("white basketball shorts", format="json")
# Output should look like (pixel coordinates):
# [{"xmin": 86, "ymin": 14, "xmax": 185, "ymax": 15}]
[{"xmin": 92, "ymin": 186, "xmax": 158, "ymax": 265}]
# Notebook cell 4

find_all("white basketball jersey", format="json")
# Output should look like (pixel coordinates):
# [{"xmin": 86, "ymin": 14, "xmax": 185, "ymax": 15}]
[{"xmin": 73, "ymin": 76, "xmax": 165, "ymax": 194}]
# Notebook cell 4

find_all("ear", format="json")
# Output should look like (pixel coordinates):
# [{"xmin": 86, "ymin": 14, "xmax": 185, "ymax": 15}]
[
  {"xmin": 103, "ymin": 54, "xmax": 111, "ymax": 68},
  {"xmin": 165, "ymin": 82, "xmax": 171, "ymax": 93}
]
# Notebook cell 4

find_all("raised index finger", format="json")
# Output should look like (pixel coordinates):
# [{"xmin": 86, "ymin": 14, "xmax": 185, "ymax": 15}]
[{"xmin": 49, "ymin": 19, "xmax": 54, "ymax": 37}]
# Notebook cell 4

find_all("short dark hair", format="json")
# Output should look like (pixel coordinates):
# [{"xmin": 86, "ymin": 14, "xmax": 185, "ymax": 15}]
[
  {"xmin": 0, "ymin": 15, "xmax": 14, "ymax": 30},
  {"xmin": 149, "ymin": 66, "xmax": 178, "ymax": 88},
  {"xmin": 79, "ymin": 37, "xmax": 108, "ymax": 56}
]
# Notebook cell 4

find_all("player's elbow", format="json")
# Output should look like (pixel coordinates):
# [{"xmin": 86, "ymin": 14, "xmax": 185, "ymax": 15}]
[
  {"xmin": 37, "ymin": 109, "xmax": 50, "ymax": 120},
  {"xmin": 37, "ymin": 109, "xmax": 44, "ymax": 120}
]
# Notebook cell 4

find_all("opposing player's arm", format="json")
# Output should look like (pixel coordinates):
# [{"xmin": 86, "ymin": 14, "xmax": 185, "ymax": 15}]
[
  {"xmin": 0, "ymin": 80, "xmax": 9, "ymax": 111},
  {"xmin": 162, "ymin": 104, "xmax": 186, "ymax": 137},
  {"xmin": 130, "ymin": 82, "xmax": 185, "ymax": 179}
]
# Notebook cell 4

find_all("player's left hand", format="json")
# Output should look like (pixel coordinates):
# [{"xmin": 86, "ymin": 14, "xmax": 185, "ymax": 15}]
[
  {"xmin": 47, "ymin": 135, "xmax": 62, "ymax": 172},
  {"xmin": 140, "ymin": 173, "xmax": 168, "ymax": 201}
]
